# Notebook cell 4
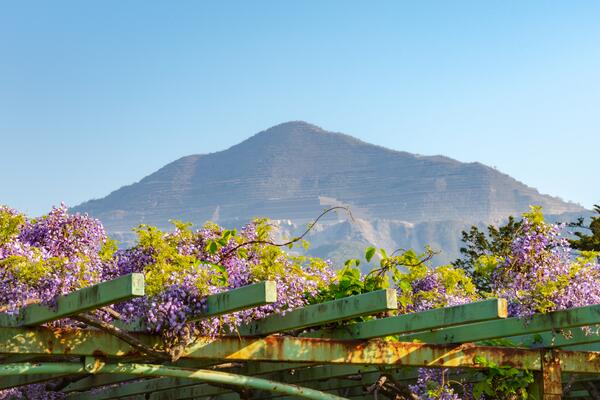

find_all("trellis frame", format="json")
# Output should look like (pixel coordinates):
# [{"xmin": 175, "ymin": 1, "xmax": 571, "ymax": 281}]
[{"xmin": 1, "ymin": 274, "xmax": 600, "ymax": 399}]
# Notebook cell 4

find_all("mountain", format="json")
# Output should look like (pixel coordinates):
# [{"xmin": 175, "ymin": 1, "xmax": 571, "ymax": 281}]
[{"xmin": 73, "ymin": 121, "xmax": 585, "ymax": 266}]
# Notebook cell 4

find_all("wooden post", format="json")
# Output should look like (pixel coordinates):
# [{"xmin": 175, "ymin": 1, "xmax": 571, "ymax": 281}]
[{"xmin": 531, "ymin": 349, "xmax": 562, "ymax": 400}]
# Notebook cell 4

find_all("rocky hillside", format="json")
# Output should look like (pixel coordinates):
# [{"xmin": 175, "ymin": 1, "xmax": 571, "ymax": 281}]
[{"xmin": 73, "ymin": 121, "xmax": 584, "ymax": 265}]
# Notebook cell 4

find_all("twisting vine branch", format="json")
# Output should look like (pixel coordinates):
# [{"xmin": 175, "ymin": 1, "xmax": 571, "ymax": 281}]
[
  {"xmin": 71, "ymin": 313, "xmax": 171, "ymax": 361},
  {"xmin": 366, "ymin": 374, "xmax": 418, "ymax": 400},
  {"xmin": 217, "ymin": 206, "xmax": 354, "ymax": 262},
  {"xmin": 365, "ymin": 247, "xmax": 438, "ymax": 279}
]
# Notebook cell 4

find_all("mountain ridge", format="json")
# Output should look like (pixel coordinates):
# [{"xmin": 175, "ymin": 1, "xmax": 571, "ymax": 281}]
[{"xmin": 73, "ymin": 121, "xmax": 584, "ymax": 264}]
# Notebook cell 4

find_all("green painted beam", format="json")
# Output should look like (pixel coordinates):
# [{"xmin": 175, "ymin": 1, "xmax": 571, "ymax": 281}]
[
  {"xmin": 62, "ymin": 361, "xmax": 218, "ymax": 394},
  {"xmin": 563, "ymin": 343, "xmax": 600, "ymax": 352},
  {"xmin": 61, "ymin": 374, "xmax": 140, "ymax": 393},
  {"xmin": 236, "ymin": 289, "xmax": 397, "ymax": 336},
  {"xmin": 207, "ymin": 368, "xmax": 421, "ymax": 400},
  {"xmin": 152, "ymin": 365, "xmax": 384, "ymax": 400},
  {"xmin": 0, "ymin": 273, "xmax": 145, "ymax": 327},
  {"xmin": 0, "ymin": 313, "xmax": 17, "ymax": 327},
  {"xmin": 6, "ymin": 325, "xmax": 600, "ymax": 373},
  {"xmin": 252, "ymin": 378, "xmax": 361, "ymax": 400},
  {"xmin": 198, "ymin": 281, "xmax": 278, "ymax": 319},
  {"xmin": 305, "ymin": 298, "xmax": 507, "ymax": 339},
  {"xmin": 84, "ymin": 360, "xmax": 347, "ymax": 400},
  {"xmin": 0, "ymin": 361, "xmax": 346, "ymax": 400},
  {"xmin": 79, "ymin": 363, "xmax": 308, "ymax": 399},
  {"xmin": 401, "ymin": 303, "xmax": 600, "ymax": 345},
  {"xmin": 68, "ymin": 377, "xmax": 198, "ymax": 400},
  {"xmin": 0, "ymin": 326, "xmax": 541, "ymax": 369},
  {"xmin": 330, "ymin": 387, "xmax": 368, "ymax": 399},
  {"xmin": 509, "ymin": 328, "xmax": 600, "ymax": 349},
  {"xmin": 238, "ymin": 362, "xmax": 308, "ymax": 376},
  {"xmin": 116, "ymin": 281, "xmax": 277, "ymax": 332},
  {"xmin": 182, "ymin": 337, "xmax": 542, "ymax": 370},
  {"xmin": 0, "ymin": 355, "xmax": 47, "ymax": 363},
  {"xmin": 273, "ymin": 364, "xmax": 381, "ymax": 384},
  {"xmin": 262, "ymin": 367, "xmax": 420, "ymax": 400},
  {"xmin": 565, "ymin": 390, "xmax": 590, "ymax": 398},
  {"xmin": 0, "ymin": 373, "xmax": 76, "ymax": 389},
  {"xmin": 148, "ymin": 381, "xmax": 232, "ymax": 400}
]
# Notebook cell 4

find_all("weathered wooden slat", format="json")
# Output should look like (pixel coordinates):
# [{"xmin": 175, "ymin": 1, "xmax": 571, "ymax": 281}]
[
  {"xmin": 262, "ymin": 366, "xmax": 420, "ymax": 400},
  {"xmin": 67, "ymin": 377, "xmax": 197, "ymax": 400},
  {"xmin": 199, "ymin": 281, "xmax": 278, "ymax": 319},
  {"xmin": 236, "ymin": 289, "xmax": 397, "ymax": 336},
  {"xmin": 401, "ymin": 304, "xmax": 600, "ymax": 345},
  {"xmin": 148, "ymin": 365, "xmax": 375, "ymax": 400},
  {"xmin": 75, "ymin": 363, "xmax": 308, "ymax": 398},
  {"xmin": 62, "ymin": 361, "xmax": 218, "ymax": 393},
  {"xmin": 0, "ymin": 273, "xmax": 145, "ymax": 327},
  {"xmin": 305, "ymin": 298, "xmax": 507, "ymax": 339},
  {"xmin": 61, "ymin": 374, "xmax": 141, "ymax": 393},
  {"xmin": 509, "ymin": 328, "xmax": 600, "ymax": 349},
  {"xmin": 0, "ymin": 373, "xmax": 76, "ymax": 389},
  {"xmin": 204, "ymin": 368, "xmax": 420, "ymax": 400},
  {"xmin": 565, "ymin": 389, "xmax": 590, "ymax": 398},
  {"xmin": 116, "ymin": 281, "xmax": 277, "ymax": 332}
]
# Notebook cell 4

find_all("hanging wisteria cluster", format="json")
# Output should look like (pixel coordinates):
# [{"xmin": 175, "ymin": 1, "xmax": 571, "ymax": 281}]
[
  {"xmin": 0, "ymin": 205, "xmax": 336, "ymax": 347},
  {"xmin": 490, "ymin": 208, "xmax": 600, "ymax": 318},
  {"xmin": 0, "ymin": 204, "xmax": 599, "ymax": 400}
]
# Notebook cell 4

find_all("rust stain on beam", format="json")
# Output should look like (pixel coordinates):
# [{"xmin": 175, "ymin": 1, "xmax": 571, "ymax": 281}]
[
  {"xmin": 542, "ymin": 350, "xmax": 562, "ymax": 400},
  {"xmin": 1, "ymin": 326, "xmax": 600, "ymax": 374}
]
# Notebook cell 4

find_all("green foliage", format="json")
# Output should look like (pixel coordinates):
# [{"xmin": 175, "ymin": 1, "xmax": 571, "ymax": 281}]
[
  {"xmin": 473, "ymin": 355, "xmax": 535, "ymax": 400},
  {"xmin": 0, "ymin": 207, "xmax": 25, "ymax": 246},
  {"xmin": 134, "ymin": 223, "xmax": 210, "ymax": 296},
  {"xmin": 570, "ymin": 204, "xmax": 600, "ymax": 252},
  {"xmin": 315, "ymin": 245, "xmax": 478, "ymax": 313},
  {"xmin": 436, "ymin": 265, "xmax": 477, "ymax": 296},
  {"xmin": 99, "ymin": 238, "xmax": 119, "ymax": 262},
  {"xmin": 0, "ymin": 252, "xmax": 66, "ymax": 286},
  {"xmin": 205, "ymin": 227, "xmax": 238, "ymax": 255},
  {"xmin": 522, "ymin": 205, "xmax": 545, "ymax": 226},
  {"xmin": 365, "ymin": 246, "xmax": 376, "ymax": 262}
]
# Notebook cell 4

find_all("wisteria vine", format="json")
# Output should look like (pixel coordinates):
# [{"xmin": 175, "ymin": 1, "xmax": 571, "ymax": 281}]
[{"xmin": 0, "ymin": 204, "xmax": 598, "ymax": 400}]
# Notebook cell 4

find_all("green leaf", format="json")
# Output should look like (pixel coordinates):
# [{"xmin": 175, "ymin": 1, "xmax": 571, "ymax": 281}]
[
  {"xmin": 399, "ymin": 280, "xmax": 412, "ymax": 293},
  {"xmin": 344, "ymin": 258, "xmax": 360, "ymax": 268},
  {"xmin": 473, "ymin": 355, "xmax": 488, "ymax": 366},
  {"xmin": 365, "ymin": 246, "xmax": 376, "ymax": 262},
  {"xmin": 379, "ymin": 248, "xmax": 388, "ymax": 259},
  {"xmin": 206, "ymin": 241, "xmax": 219, "ymax": 254}
]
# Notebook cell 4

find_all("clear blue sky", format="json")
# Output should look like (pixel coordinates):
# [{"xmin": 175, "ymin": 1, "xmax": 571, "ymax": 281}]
[{"xmin": 1, "ymin": 1, "xmax": 598, "ymax": 216}]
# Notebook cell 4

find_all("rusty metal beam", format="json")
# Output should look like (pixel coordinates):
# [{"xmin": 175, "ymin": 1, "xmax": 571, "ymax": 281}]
[
  {"xmin": 3, "ymin": 325, "xmax": 600, "ymax": 373},
  {"xmin": 0, "ymin": 326, "xmax": 544, "ymax": 369}
]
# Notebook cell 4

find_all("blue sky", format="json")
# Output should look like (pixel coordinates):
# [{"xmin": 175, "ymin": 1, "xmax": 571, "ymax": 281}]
[{"xmin": 1, "ymin": 1, "xmax": 598, "ymax": 216}]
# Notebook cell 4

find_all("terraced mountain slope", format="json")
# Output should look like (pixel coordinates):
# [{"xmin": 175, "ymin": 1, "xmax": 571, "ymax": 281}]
[{"xmin": 73, "ymin": 121, "xmax": 584, "ymax": 264}]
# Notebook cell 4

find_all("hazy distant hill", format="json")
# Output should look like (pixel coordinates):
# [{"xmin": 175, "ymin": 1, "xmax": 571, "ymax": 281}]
[{"xmin": 73, "ymin": 121, "xmax": 585, "ymax": 266}]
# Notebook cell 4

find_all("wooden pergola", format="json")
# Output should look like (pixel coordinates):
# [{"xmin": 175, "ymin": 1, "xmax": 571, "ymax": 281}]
[{"xmin": 2, "ymin": 273, "xmax": 600, "ymax": 399}]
